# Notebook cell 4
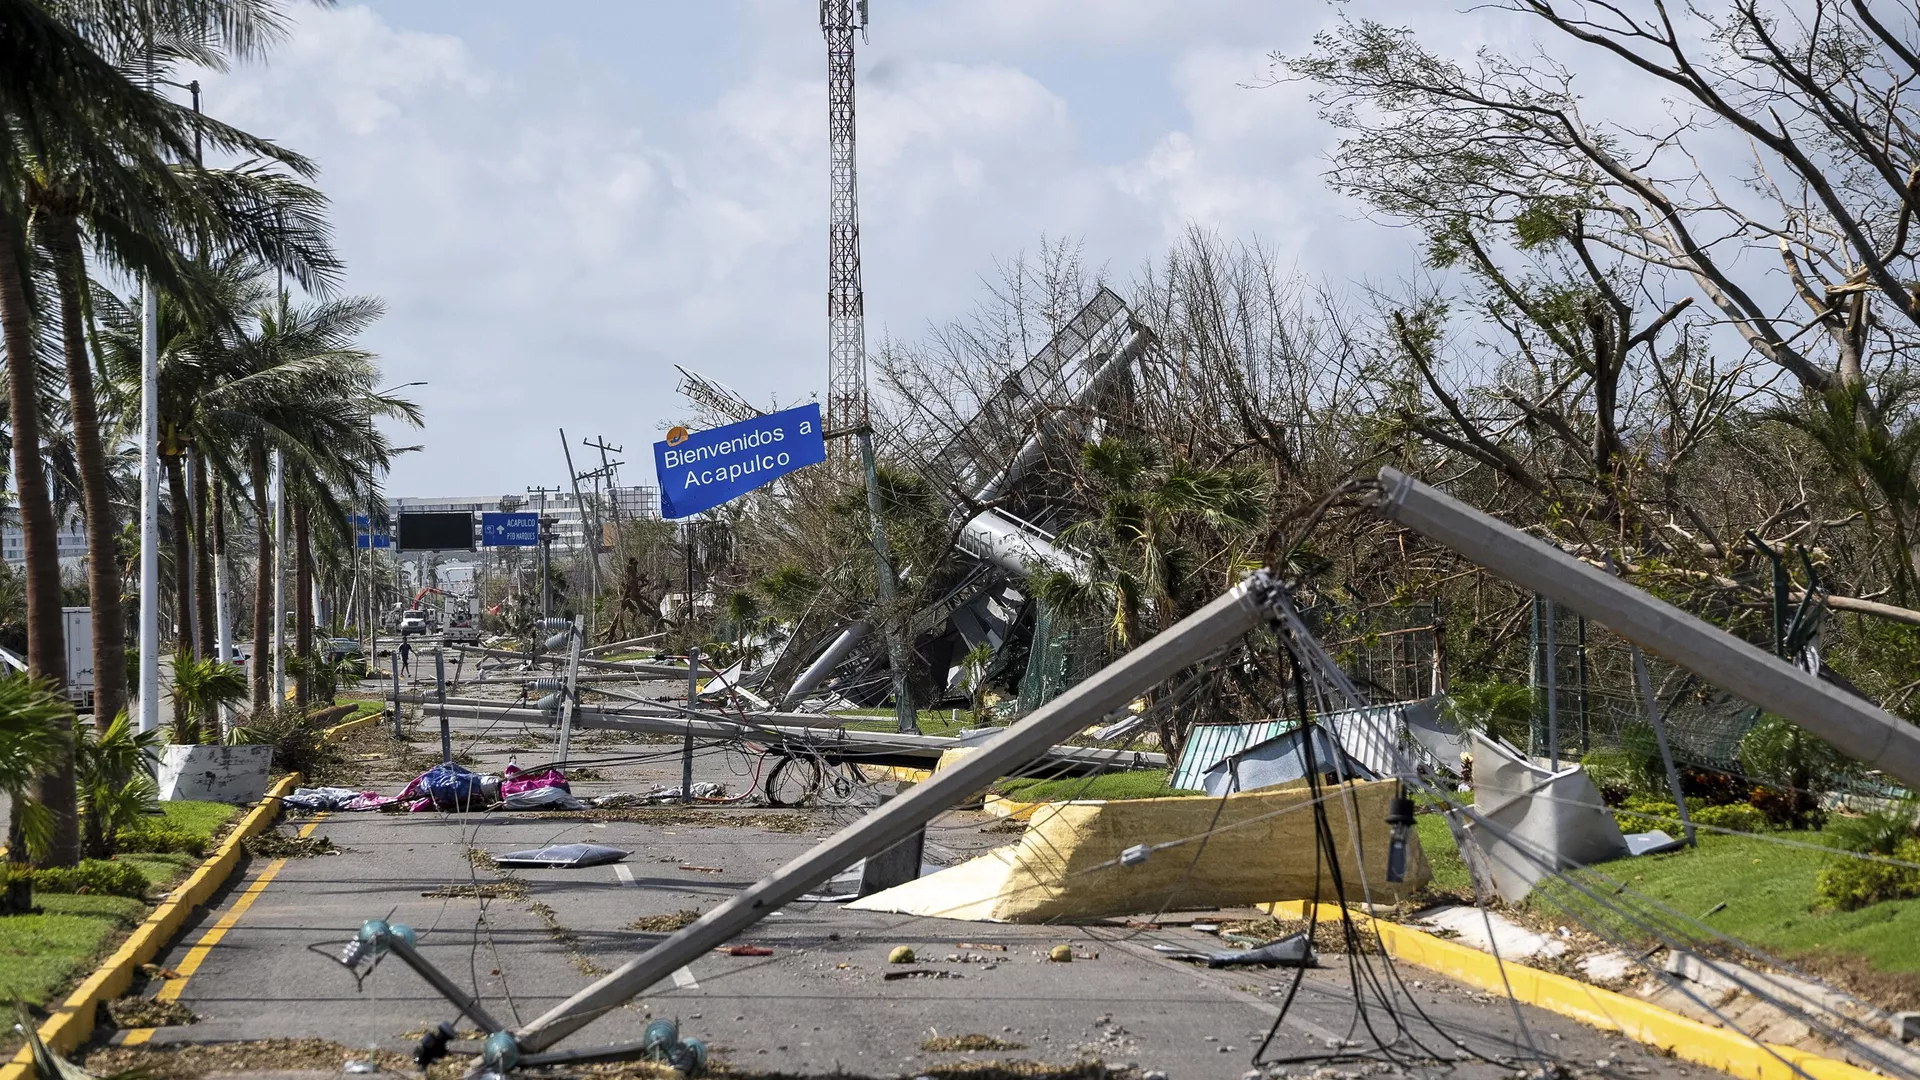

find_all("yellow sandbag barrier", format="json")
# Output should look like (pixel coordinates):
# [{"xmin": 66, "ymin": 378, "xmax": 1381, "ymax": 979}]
[{"xmin": 851, "ymin": 778, "xmax": 1427, "ymax": 922}]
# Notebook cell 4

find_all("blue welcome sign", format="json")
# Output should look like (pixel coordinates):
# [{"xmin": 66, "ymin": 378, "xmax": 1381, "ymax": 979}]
[{"xmin": 654, "ymin": 403, "xmax": 826, "ymax": 518}]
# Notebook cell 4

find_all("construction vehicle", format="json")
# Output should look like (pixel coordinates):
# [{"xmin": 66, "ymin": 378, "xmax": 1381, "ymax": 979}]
[{"xmin": 405, "ymin": 586, "xmax": 481, "ymax": 644}]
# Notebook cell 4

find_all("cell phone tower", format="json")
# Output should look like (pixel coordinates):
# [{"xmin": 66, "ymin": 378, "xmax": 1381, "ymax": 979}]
[{"xmin": 822, "ymin": 0, "xmax": 870, "ymax": 439}]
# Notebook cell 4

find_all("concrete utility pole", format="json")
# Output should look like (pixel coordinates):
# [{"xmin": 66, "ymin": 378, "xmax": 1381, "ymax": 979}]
[
  {"xmin": 1369, "ymin": 467, "xmax": 1920, "ymax": 789},
  {"xmin": 683, "ymin": 646, "xmax": 699, "ymax": 804},
  {"xmin": 526, "ymin": 486, "xmax": 560, "ymax": 664},
  {"xmin": 585, "ymin": 436, "xmax": 624, "ymax": 526}
]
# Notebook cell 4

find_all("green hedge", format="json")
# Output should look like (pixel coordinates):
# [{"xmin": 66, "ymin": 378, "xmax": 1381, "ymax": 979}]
[{"xmin": 9, "ymin": 859, "xmax": 150, "ymax": 899}]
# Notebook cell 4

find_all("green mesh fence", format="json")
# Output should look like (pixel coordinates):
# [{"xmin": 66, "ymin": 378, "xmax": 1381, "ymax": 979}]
[{"xmin": 1016, "ymin": 603, "xmax": 1108, "ymax": 714}]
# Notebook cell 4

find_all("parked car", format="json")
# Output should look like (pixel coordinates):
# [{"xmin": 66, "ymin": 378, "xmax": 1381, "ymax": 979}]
[{"xmin": 323, "ymin": 637, "xmax": 363, "ymax": 664}]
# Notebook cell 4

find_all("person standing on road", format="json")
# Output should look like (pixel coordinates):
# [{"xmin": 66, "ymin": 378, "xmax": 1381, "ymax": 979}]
[{"xmin": 399, "ymin": 638, "xmax": 413, "ymax": 675}]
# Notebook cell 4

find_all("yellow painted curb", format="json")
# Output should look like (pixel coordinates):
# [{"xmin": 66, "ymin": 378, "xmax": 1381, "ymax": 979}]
[
  {"xmin": 0, "ymin": 774, "xmax": 300, "ymax": 1080},
  {"xmin": 1265, "ymin": 902, "xmax": 1878, "ymax": 1080},
  {"xmin": 981, "ymin": 793, "xmax": 1045, "ymax": 821},
  {"xmin": 322, "ymin": 712, "xmax": 381, "ymax": 742}
]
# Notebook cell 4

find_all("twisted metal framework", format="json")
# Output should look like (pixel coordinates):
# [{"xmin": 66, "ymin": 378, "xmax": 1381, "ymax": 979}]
[
  {"xmin": 673, "ymin": 365, "xmax": 761, "ymax": 428},
  {"xmin": 822, "ymin": 0, "xmax": 867, "ymax": 436}
]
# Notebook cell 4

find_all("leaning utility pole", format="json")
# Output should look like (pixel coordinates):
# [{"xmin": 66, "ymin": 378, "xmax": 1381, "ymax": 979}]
[
  {"xmin": 559, "ymin": 431, "xmax": 598, "ymax": 639},
  {"xmin": 822, "ymin": 0, "xmax": 916, "ymax": 733},
  {"xmin": 585, "ymin": 436, "xmax": 623, "ymax": 526}
]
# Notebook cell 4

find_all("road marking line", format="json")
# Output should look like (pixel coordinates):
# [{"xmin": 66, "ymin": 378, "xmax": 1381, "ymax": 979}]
[
  {"xmin": 120, "ymin": 816, "xmax": 327, "ymax": 1047},
  {"xmin": 671, "ymin": 966, "xmax": 698, "ymax": 990},
  {"xmin": 613, "ymin": 865, "xmax": 636, "ymax": 887}
]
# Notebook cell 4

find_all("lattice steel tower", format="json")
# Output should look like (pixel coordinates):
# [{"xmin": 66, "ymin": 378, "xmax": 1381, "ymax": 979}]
[{"xmin": 822, "ymin": 0, "xmax": 869, "ymax": 436}]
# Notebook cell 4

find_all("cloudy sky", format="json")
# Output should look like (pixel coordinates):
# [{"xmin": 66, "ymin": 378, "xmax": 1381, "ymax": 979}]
[{"xmin": 191, "ymin": 0, "xmax": 1526, "ymax": 498}]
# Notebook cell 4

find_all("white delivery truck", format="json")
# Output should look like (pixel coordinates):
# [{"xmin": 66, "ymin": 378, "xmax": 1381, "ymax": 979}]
[{"xmin": 62, "ymin": 606, "xmax": 93, "ymax": 709}]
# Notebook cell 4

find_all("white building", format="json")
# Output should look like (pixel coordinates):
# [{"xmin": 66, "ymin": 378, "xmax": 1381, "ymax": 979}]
[{"xmin": 1, "ymin": 515, "xmax": 91, "ymax": 566}]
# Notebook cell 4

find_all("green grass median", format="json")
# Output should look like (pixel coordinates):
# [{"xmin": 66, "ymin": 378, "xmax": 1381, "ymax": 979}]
[
  {"xmin": 0, "ymin": 800, "xmax": 241, "ymax": 1008},
  {"xmin": 1413, "ymin": 811, "xmax": 1920, "ymax": 982}
]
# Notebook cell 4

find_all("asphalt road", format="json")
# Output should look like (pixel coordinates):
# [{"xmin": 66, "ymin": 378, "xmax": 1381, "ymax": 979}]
[{"xmin": 102, "ymin": 693, "xmax": 1703, "ymax": 1080}]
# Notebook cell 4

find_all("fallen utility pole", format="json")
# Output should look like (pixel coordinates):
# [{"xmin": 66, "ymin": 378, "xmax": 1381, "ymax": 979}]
[
  {"xmin": 1370, "ymin": 467, "xmax": 1920, "ymax": 790},
  {"xmin": 582, "ymin": 632, "xmax": 663, "ymax": 657},
  {"xmin": 500, "ymin": 572, "xmax": 1277, "ymax": 1057},
  {"xmin": 450, "ymin": 644, "xmax": 687, "ymax": 677},
  {"xmin": 415, "ymin": 697, "xmax": 1167, "ymax": 773}
]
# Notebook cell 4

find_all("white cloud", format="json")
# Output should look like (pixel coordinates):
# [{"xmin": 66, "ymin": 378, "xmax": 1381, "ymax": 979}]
[{"xmin": 188, "ymin": 1, "xmax": 1539, "ymax": 497}]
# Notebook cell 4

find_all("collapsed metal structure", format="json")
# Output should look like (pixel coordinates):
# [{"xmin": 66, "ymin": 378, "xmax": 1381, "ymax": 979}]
[
  {"xmin": 779, "ymin": 286, "xmax": 1154, "ymax": 713},
  {"xmin": 339, "ymin": 468, "xmax": 1920, "ymax": 1074}
]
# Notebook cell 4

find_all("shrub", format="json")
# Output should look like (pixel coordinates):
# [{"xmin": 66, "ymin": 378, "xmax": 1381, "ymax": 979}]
[
  {"xmin": 1827, "ymin": 801, "xmax": 1920, "ymax": 856},
  {"xmin": 76, "ymin": 712, "xmax": 161, "ymax": 857},
  {"xmin": 1815, "ymin": 838, "xmax": 1920, "ymax": 911},
  {"xmin": 227, "ymin": 706, "xmax": 339, "ymax": 779},
  {"xmin": 116, "ymin": 825, "xmax": 207, "ymax": 857},
  {"xmin": 1740, "ymin": 715, "xmax": 1840, "ymax": 829},
  {"xmin": 1613, "ymin": 795, "xmax": 1685, "ymax": 833},
  {"xmin": 1613, "ymin": 795, "xmax": 1768, "ymax": 835},
  {"xmin": 1442, "ymin": 681, "xmax": 1534, "ymax": 749},
  {"xmin": 12, "ymin": 859, "xmax": 150, "ymax": 899},
  {"xmin": 1581, "ymin": 747, "xmax": 1635, "ymax": 805},
  {"xmin": 1691, "ymin": 803, "xmax": 1768, "ymax": 834},
  {"xmin": 1678, "ymin": 766, "xmax": 1748, "ymax": 806}
]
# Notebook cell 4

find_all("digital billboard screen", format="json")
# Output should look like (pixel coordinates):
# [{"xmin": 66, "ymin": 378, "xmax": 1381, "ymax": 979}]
[{"xmin": 397, "ymin": 512, "xmax": 474, "ymax": 551}]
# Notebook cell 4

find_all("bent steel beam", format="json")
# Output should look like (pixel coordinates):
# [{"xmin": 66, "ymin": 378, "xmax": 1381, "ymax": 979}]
[
  {"xmin": 1371, "ymin": 467, "xmax": 1920, "ymax": 790},
  {"xmin": 778, "ymin": 620, "xmax": 870, "ymax": 707},
  {"xmin": 509, "ymin": 571, "xmax": 1279, "ymax": 1053}
]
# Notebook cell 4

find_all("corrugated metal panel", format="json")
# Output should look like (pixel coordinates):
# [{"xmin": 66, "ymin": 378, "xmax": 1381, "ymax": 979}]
[
  {"xmin": 1172, "ymin": 720, "xmax": 1290, "ymax": 791},
  {"xmin": 1174, "ymin": 698, "xmax": 1451, "ymax": 790}
]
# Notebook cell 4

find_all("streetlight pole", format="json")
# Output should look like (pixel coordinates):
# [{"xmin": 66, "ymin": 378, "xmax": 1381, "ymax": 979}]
[
  {"xmin": 137, "ymin": 278, "xmax": 159, "ymax": 733},
  {"xmin": 135, "ymin": 75, "xmax": 202, "ymax": 733},
  {"xmin": 272, "ymin": 450, "xmax": 286, "ymax": 704}
]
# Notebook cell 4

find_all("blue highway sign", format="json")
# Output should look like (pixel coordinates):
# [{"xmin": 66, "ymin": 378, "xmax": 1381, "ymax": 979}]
[
  {"xmin": 481, "ymin": 512, "xmax": 540, "ymax": 547},
  {"xmin": 349, "ymin": 515, "xmax": 390, "ymax": 548},
  {"xmin": 655, "ymin": 402, "xmax": 826, "ymax": 518}
]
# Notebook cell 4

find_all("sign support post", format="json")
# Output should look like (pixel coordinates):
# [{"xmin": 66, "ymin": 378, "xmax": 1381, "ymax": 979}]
[{"xmin": 858, "ymin": 430, "xmax": 918, "ymax": 734}]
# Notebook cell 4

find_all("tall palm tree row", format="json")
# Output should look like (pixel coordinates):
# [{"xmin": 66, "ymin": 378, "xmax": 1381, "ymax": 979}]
[
  {"xmin": 98, "ymin": 271, "xmax": 419, "ymax": 716},
  {"xmin": 3, "ymin": 0, "xmax": 414, "ymax": 864}
]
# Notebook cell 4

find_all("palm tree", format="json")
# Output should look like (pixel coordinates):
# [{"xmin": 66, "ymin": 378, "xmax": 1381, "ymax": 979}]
[
  {"xmin": 40, "ymin": 164, "xmax": 332, "ymax": 721},
  {"xmin": 74, "ymin": 710, "xmax": 160, "ymax": 858},
  {"xmin": 5, "ymin": 0, "xmax": 333, "ymax": 862},
  {"xmin": 1033, "ymin": 437, "xmax": 1266, "ymax": 648},
  {"xmin": 168, "ymin": 656, "xmax": 244, "ymax": 745},
  {"xmin": 96, "ymin": 265, "xmax": 413, "ymax": 716},
  {"xmin": 0, "ymin": 673, "xmax": 74, "ymax": 866}
]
